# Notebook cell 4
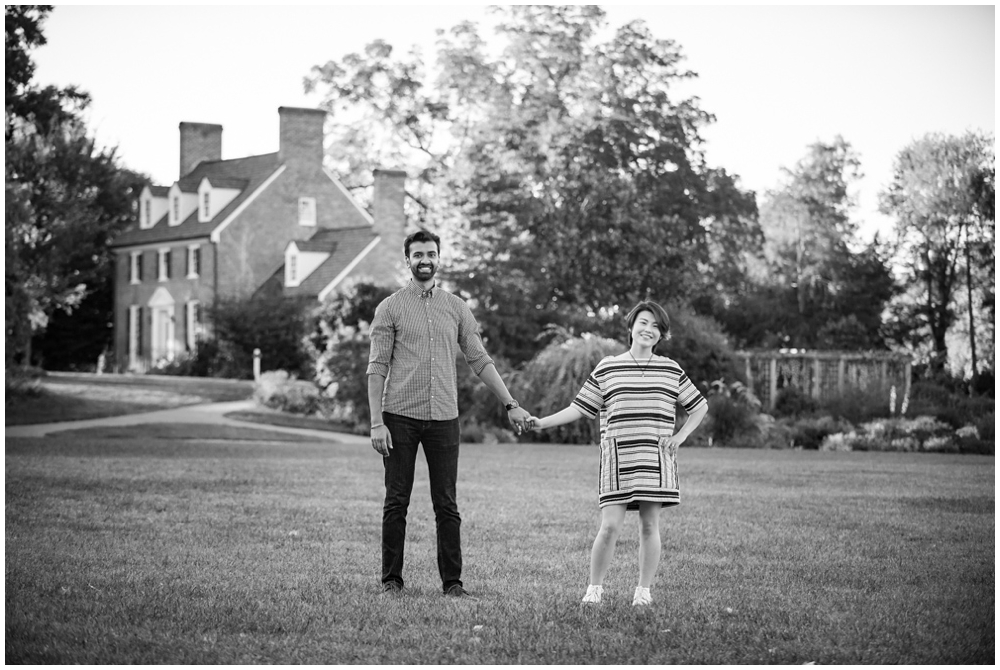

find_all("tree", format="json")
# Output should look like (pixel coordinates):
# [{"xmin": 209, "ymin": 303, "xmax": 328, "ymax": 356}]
[
  {"xmin": 880, "ymin": 131, "xmax": 995, "ymax": 378},
  {"xmin": 734, "ymin": 137, "xmax": 895, "ymax": 350},
  {"xmin": 5, "ymin": 5, "xmax": 144, "ymax": 368},
  {"xmin": 306, "ymin": 6, "xmax": 761, "ymax": 365}
]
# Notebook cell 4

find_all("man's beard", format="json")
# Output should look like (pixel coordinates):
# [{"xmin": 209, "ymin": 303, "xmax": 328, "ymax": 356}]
[{"xmin": 410, "ymin": 262, "xmax": 436, "ymax": 281}]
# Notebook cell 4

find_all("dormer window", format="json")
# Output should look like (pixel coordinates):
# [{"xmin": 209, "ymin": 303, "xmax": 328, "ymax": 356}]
[
  {"xmin": 197, "ymin": 177, "xmax": 242, "ymax": 223},
  {"xmin": 289, "ymin": 253, "xmax": 298, "ymax": 284},
  {"xmin": 298, "ymin": 197, "xmax": 316, "ymax": 227},
  {"xmin": 140, "ymin": 186, "xmax": 168, "ymax": 229},
  {"xmin": 172, "ymin": 197, "xmax": 179, "ymax": 222}
]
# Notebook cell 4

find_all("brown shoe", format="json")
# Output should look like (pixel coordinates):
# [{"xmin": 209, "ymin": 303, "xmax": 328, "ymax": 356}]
[
  {"xmin": 443, "ymin": 584, "xmax": 478, "ymax": 601},
  {"xmin": 381, "ymin": 582, "xmax": 403, "ymax": 596}
]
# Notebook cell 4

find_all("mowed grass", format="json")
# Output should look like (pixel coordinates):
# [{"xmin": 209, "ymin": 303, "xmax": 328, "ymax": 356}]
[
  {"xmin": 5, "ymin": 373, "xmax": 254, "ymax": 426},
  {"xmin": 5, "ymin": 426, "xmax": 994, "ymax": 664}
]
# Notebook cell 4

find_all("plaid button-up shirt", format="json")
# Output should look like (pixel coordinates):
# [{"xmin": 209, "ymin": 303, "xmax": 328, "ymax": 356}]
[{"xmin": 366, "ymin": 280, "xmax": 494, "ymax": 421}]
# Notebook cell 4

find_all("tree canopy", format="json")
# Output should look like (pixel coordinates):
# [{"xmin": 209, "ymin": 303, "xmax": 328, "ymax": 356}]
[
  {"xmin": 880, "ymin": 130, "xmax": 995, "ymax": 377},
  {"xmin": 5, "ymin": 5, "xmax": 146, "ymax": 368},
  {"xmin": 308, "ymin": 5, "xmax": 760, "ymax": 365}
]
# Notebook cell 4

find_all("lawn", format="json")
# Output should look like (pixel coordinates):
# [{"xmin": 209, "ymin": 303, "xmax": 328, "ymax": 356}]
[
  {"xmin": 5, "ymin": 373, "xmax": 254, "ymax": 425},
  {"xmin": 5, "ymin": 424, "xmax": 994, "ymax": 664}
]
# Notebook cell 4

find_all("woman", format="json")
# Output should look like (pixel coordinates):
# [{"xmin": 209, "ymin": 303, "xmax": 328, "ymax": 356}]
[{"xmin": 527, "ymin": 300, "xmax": 708, "ymax": 606}]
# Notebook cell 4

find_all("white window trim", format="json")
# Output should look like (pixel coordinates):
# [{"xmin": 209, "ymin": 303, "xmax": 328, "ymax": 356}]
[
  {"xmin": 128, "ymin": 304, "xmax": 140, "ymax": 366},
  {"xmin": 298, "ymin": 196, "xmax": 317, "ymax": 227},
  {"xmin": 287, "ymin": 251, "xmax": 299, "ymax": 286},
  {"xmin": 157, "ymin": 248, "xmax": 170, "ymax": 282},
  {"xmin": 186, "ymin": 300, "xmax": 200, "ymax": 350},
  {"xmin": 186, "ymin": 244, "xmax": 200, "ymax": 279},
  {"xmin": 130, "ymin": 251, "xmax": 141, "ymax": 284}
]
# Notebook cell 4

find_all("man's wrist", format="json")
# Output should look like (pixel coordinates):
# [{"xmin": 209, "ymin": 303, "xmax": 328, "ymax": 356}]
[{"xmin": 504, "ymin": 399, "xmax": 519, "ymax": 411}]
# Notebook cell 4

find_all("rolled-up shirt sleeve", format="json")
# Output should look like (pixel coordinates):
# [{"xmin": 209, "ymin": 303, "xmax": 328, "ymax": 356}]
[
  {"xmin": 366, "ymin": 300, "xmax": 394, "ymax": 377},
  {"xmin": 457, "ymin": 303, "xmax": 493, "ymax": 375}
]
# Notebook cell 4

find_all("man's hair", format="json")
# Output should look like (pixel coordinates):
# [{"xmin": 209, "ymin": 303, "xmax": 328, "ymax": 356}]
[
  {"xmin": 404, "ymin": 229, "xmax": 441, "ymax": 257},
  {"xmin": 624, "ymin": 300, "xmax": 671, "ymax": 351}
]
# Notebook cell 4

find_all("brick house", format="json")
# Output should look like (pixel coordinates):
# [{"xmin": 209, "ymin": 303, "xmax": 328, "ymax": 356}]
[{"xmin": 110, "ymin": 106, "xmax": 409, "ymax": 372}]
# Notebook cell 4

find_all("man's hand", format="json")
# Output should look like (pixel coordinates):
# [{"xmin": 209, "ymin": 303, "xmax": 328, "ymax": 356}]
[
  {"xmin": 371, "ymin": 425, "xmax": 393, "ymax": 456},
  {"xmin": 507, "ymin": 406, "xmax": 532, "ymax": 435}
]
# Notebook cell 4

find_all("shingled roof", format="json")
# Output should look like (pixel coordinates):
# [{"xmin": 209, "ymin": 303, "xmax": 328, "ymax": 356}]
[
  {"xmin": 282, "ymin": 226, "xmax": 380, "ymax": 298},
  {"xmin": 111, "ymin": 152, "xmax": 281, "ymax": 248}
]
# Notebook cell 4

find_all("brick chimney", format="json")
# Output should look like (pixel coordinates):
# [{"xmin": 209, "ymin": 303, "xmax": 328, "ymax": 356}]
[
  {"xmin": 278, "ymin": 106, "xmax": 326, "ymax": 168},
  {"xmin": 179, "ymin": 122, "xmax": 222, "ymax": 178},
  {"xmin": 372, "ymin": 169, "xmax": 407, "ymax": 245}
]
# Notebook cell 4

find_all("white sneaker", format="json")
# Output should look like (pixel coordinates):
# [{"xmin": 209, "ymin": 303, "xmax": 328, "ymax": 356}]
[
  {"xmin": 582, "ymin": 584, "xmax": 603, "ymax": 604},
  {"xmin": 632, "ymin": 586, "xmax": 652, "ymax": 606}
]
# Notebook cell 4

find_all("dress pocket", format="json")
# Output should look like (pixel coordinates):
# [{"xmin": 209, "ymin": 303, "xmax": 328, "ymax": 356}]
[
  {"xmin": 658, "ymin": 436, "xmax": 679, "ymax": 490},
  {"xmin": 599, "ymin": 438, "xmax": 618, "ymax": 495}
]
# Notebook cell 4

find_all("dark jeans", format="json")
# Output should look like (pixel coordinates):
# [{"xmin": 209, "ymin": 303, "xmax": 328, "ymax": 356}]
[{"xmin": 381, "ymin": 412, "xmax": 462, "ymax": 591}]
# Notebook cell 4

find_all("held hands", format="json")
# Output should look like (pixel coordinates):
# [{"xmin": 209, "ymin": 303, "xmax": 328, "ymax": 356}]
[{"xmin": 507, "ymin": 405, "xmax": 532, "ymax": 435}]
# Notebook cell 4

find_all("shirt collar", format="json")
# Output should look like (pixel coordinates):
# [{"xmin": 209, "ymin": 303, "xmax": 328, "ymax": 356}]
[{"xmin": 407, "ymin": 279, "xmax": 436, "ymax": 299}]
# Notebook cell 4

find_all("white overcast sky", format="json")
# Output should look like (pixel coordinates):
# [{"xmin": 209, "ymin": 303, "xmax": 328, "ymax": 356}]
[{"xmin": 32, "ymin": 3, "xmax": 995, "ymax": 241}]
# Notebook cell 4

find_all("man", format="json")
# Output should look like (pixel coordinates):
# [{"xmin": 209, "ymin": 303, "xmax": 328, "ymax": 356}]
[{"xmin": 367, "ymin": 229, "xmax": 532, "ymax": 599}]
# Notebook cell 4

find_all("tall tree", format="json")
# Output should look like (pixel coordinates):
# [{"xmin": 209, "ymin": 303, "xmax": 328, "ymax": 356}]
[
  {"xmin": 880, "ymin": 131, "xmax": 995, "ymax": 377},
  {"xmin": 307, "ymin": 6, "xmax": 761, "ymax": 364},
  {"xmin": 5, "ymin": 5, "xmax": 145, "ymax": 368},
  {"xmin": 743, "ymin": 136, "xmax": 894, "ymax": 350}
]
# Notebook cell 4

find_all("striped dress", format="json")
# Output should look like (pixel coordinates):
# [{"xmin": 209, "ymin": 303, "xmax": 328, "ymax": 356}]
[{"xmin": 572, "ymin": 355, "xmax": 707, "ymax": 510}]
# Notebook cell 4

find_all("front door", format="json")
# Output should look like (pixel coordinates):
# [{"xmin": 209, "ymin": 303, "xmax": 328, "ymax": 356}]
[{"xmin": 148, "ymin": 287, "xmax": 176, "ymax": 364}]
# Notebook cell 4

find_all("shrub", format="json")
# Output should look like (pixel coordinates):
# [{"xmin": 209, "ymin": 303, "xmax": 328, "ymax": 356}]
[
  {"xmin": 703, "ymin": 394, "xmax": 760, "ymax": 447},
  {"xmin": 457, "ymin": 353, "xmax": 522, "ymax": 431},
  {"xmin": 459, "ymin": 419, "xmax": 517, "ymax": 445},
  {"xmin": 657, "ymin": 301, "xmax": 745, "ymax": 388},
  {"xmin": 907, "ymin": 380, "xmax": 996, "ymax": 429},
  {"xmin": 823, "ymin": 383, "xmax": 896, "ymax": 424},
  {"xmin": 305, "ymin": 281, "xmax": 396, "ymax": 430},
  {"xmin": 785, "ymin": 415, "xmax": 855, "ymax": 450},
  {"xmin": 517, "ymin": 332, "xmax": 624, "ymax": 445},
  {"xmin": 254, "ymin": 370, "xmax": 322, "ymax": 416},
  {"xmin": 5, "ymin": 365, "xmax": 45, "ymax": 400},
  {"xmin": 817, "ymin": 415, "xmax": 989, "ymax": 454},
  {"xmin": 212, "ymin": 293, "xmax": 313, "ymax": 379},
  {"xmin": 773, "ymin": 385, "xmax": 818, "ymax": 417}
]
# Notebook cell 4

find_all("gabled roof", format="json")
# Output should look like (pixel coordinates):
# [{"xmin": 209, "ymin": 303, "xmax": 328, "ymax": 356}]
[
  {"xmin": 112, "ymin": 152, "xmax": 281, "ymax": 248},
  {"xmin": 283, "ymin": 226, "xmax": 379, "ymax": 297},
  {"xmin": 147, "ymin": 185, "xmax": 170, "ymax": 197},
  {"xmin": 292, "ymin": 228, "xmax": 341, "ymax": 253},
  {"xmin": 200, "ymin": 175, "xmax": 248, "ymax": 190}
]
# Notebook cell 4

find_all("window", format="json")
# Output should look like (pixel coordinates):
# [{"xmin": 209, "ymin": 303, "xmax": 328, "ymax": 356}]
[
  {"xmin": 130, "ymin": 251, "xmax": 143, "ymax": 284},
  {"xmin": 289, "ymin": 254, "xmax": 298, "ymax": 284},
  {"xmin": 298, "ymin": 197, "xmax": 316, "ymax": 227},
  {"xmin": 186, "ymin": 300, "xmax": 201, "ymax": 350},
  {"xmin": 144, "ymin": 200, "xmax": 151, "ymax": 227},
  {"xmin": 172, "ymin": 197, "xmax": 180, "ymax": 223},
  {"xmin": 158, "ymin": 248, "xmax": 171, "ymax": 281},
  {"xmin": 128, "ymin": 304, "xmax": 143, "ymax": 361},
  {"xmin": 186, "ymin": 245, "xmax": 201, "ymax": 278},
  {"xmin": 202, "ymin": 192, "xmax": 211, "ymax": 219}
]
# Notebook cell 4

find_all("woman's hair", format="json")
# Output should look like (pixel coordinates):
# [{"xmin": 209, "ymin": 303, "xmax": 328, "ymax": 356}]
[
  {"xmin": 404, "ymin": 229, "xmax": 441, "ymax": 257},
  {"xmin": 624, "ymin": 300, "xmax": 671, "ymax": 351}
]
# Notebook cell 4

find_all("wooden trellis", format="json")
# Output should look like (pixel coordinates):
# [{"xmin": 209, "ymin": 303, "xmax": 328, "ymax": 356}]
[{"xmin": 736, "ymin": 350, "xmax": 912, "ymax": 411}]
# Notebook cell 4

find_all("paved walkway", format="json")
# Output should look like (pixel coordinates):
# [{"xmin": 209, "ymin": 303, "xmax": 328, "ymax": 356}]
[{"xmin": 5, "ymin": 399, "xmax": 368, "ymax": 445}]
